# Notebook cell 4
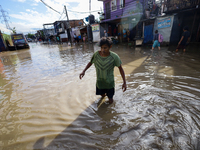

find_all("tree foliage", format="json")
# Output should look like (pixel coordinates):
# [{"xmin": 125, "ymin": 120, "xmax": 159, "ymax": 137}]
[
  {"xmin": 11, "ymin": 27, "xmax": 16, "ymax": 34},
  {"xmin": 28, "ymin": 33, "xmax": 35, "ymax": 38}
]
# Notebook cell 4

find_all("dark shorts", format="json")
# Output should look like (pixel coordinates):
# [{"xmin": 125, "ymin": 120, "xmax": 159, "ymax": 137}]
[
  {"xmin": 96, "ymin": 87, "xmax": 115, "ymax": 99},
  {"xmin": 177, "ymin": 43, "xmax": 188, "ymax": 49}
]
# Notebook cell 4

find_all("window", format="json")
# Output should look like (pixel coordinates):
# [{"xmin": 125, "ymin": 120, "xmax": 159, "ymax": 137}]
[
  {"xmin": 111, "ymin": 0, "xmax": 117, "ymax": 11},
  {"xmin": 120, "ymin": 0, "xmax": 125, "ymax": 8}
]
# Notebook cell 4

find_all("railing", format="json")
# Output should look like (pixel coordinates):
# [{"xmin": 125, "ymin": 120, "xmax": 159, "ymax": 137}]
[
  {"xmin": 111, "ymin": 5, "xmax": 117, "ymax": 11},
  {"xmin": 102, "ymin": 0, "xmax": 166, "ymax": 21},
  {"xmin": 120, "ymin": 3, "xmax": 125, "ymax": 9},
  {"xmin": 163, "ymin": 0, "xmax": 199, "ymax": 13}
]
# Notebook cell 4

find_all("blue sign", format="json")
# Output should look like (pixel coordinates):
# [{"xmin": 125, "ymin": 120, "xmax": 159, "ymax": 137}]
[{"xmin": 158, "ymin": 17, "xmax": 171, "ymax": 29}]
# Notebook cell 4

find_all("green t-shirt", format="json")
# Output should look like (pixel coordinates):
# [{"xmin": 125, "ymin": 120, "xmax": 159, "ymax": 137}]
[{"xmin": 90, "ymin": 51, "xmax": 122, "ymax": 89}]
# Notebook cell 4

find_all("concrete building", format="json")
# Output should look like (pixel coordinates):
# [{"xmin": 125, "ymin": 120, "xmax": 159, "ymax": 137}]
[
  {"xmin": 98, "ymin": 0, "xmax": 162, "ymax": 44},
  {"xmin": 98, "ymin": 0, "xmax": 200, "ymax": 46}
]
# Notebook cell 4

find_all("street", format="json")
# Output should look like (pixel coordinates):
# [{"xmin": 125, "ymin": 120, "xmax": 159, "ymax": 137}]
[{"xmin": 0, "ymin": 43, "xmax": 200, "ymax": 149}]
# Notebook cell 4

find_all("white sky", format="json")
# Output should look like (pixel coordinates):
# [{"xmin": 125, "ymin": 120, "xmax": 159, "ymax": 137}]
[{"xmin": 0, "ymin": 0, "xmax": 103, "ymax": 34}]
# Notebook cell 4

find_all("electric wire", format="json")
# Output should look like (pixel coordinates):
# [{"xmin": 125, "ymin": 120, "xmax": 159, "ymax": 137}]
[
  {"xmin": 67, "ymin": 9, "xmax": 101, "ymax": 14},
  {"xmin": 40, "ymin": 0, "xmax": 61, "ymax": 14},
  {"xmin": 58, "ymin": 8, "xmax": 65, "ymax": 21},
  {"xmin": 40, "ymin": 0, "xmax": 101, "ymax": 15}
]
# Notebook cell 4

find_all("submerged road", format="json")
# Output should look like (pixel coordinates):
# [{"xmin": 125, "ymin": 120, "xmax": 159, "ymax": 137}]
[{"xmin": 0, "ymin": 42, "xmax": 200, "ymax": 149}]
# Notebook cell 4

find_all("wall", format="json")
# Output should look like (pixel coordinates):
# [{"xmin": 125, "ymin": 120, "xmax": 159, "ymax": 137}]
[
  {"xmin": 0, "ymin": 34, "xmax": 7, "ymax": 52},
  {"xmin": 170, "ymin": 14, "xmax": 181, "ymax": 44},
  {"xmin": 102, "ymin": 0, "xmax": 144, "ymax": 22},
  {"xmin": 170, "ymin": 9, "xmax": 200, "ymax": 44},
  {"xmin": 153, "ymin": 15, "xmax": 174, "ymax": 43},
  {"xmin": 69, "ymin": 20, "xmax": 84, "ymax": 28}
]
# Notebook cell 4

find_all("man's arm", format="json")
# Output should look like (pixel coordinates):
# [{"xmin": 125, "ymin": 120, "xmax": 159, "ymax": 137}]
[
  {"xmin": 118, "ymin": 65, "xmax": 127, "ymax": 92},
  {"xmin": 79, "ymin": 62, "xmax": 92, "ymax": 79},
  {"xmin": 178, "ymin": 36, "xmax": 184, "ymax": 45}
]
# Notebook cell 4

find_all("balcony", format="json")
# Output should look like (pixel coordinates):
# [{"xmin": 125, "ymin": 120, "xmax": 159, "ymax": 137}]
[
  {"xmin": 163, "ymin": 0, "xmax": 199, "ymax": 13},
  {"xmin": 101, "ymin": 0, "xmax": 143, "ymax": 22}
]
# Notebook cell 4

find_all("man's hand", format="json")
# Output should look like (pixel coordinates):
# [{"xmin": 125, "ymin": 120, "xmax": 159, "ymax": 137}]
[
  {"xmin": 122, "ymin": 82, "xmax": 127, "ymax": 92},
  {"xmin": 79, "ymin": 71, "xmax": 85, "ymax": 79}
]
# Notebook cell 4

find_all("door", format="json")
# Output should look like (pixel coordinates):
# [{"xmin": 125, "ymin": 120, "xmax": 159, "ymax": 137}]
[{"xmin": 105, "ymin": 2, "xmax": 111, "ymax": 19}]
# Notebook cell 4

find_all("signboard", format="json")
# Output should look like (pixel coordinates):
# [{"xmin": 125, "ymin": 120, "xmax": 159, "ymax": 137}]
[
  {"xmin": 12, "ymin": 35, "xmax": 23, "ymax": 40},
  {"xmin": 60, "ymin": 33, "xmax": 68, "ymax": 38},
  {"xmin": 59, "ymin": 28, "xmax": 64, "ymax": 32},
  {"xmin": 92, "ymin": 24, "xmax": 99, "ymax": 32},
  {"xmin": 158, "ymin": 17, "xmax": 171, "ymax": 29}
]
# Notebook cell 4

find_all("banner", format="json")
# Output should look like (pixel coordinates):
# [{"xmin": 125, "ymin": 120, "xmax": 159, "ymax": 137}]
[
  {"xmin": 158, "ymin": 17, "xmax": 171, "ymax": 29},
  {"xmin": 92, "ymin": 32, "xmax": 100, "ymax": 42},
  {"xmin": 92, "ymin": 24, "xmax": 99, "ymax": 32}
]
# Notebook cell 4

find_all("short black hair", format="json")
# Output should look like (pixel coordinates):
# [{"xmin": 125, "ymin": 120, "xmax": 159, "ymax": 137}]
[
  {"xmin": 99, "ymin": 37, "xmax": 113, "ymax": 47},
  {"xmin": 183, "ymin": 26, "xmax": 189, "ymax": 31},
  {"xmin": 155, "ymin": 30, "xmax": 158, "ymax": 33}
]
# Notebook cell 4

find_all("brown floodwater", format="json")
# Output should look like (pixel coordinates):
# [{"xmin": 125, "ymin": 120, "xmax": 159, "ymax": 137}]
[{"xmin": 0, "ymin": 43, "xmax": 200, "ymax": 150}]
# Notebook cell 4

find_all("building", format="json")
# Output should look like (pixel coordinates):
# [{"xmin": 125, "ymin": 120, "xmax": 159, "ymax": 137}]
[
  {"xmin": 98, "ymin": 0, "xmax": 200, "ymax": 47},
  {"xmin": 163, "ymin": 0, "xmax": 200, "ymax": 45},
  {"xmin": 98, "ymin": 0, "xmax": 163, "ymax": 44},
  {"xmin": 44, "ymin": 19, "xmax": 84, "ymax": 42}
]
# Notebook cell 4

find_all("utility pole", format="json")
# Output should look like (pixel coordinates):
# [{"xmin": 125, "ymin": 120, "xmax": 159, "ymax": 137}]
[
  {"xmin": 64, "ymin": 5, "xmax": 72, "ymax": 45},
  {"xmin": 89, "ymin": 0, "xmax": 91, "ymax": 14},
  {"xmin": 87, "ymin": 0, "xmax": 93, "ymax": 43},
  {"xmin": 0, "ymin": 5, "xmax": 11, "ymax": 30}
]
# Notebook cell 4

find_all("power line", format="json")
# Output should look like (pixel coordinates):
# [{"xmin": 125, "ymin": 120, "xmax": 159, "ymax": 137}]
[
  {"xmin": 61, "ymin": 16, "xmax": 66, "ymax": 20},
  {"xmin": 40, "ymin": 0, "xmax": 101, "ymax": 14},
  {"xmin": 58, "ymin": 8, "xmax": 65, "ymax": 20},
  {"xmin": 40, "ymin": 0, "xmax": 61, "ymax": 14},
  {"xmin": 67, "ymin": 9, "xmax": 101, "ymax": 14}
]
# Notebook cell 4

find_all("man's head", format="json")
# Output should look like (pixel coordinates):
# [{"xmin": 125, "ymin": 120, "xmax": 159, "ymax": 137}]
[
  {"xmin": 155, "ymin": 30, "xmax": 158, "ymax": 34},
  {"xmin": 183, "ymin": 26, "xmax": 189, "ymax": 31},
  {"xmin": 99, "ymin": 37, "xmax": 113, "ymax": 54},
  {"xmin": 99, "ymin": 37, "xmax": 113, "ymax": 47}
]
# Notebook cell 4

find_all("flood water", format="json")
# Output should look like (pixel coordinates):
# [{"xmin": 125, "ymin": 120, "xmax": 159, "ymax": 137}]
[{"xmin": 0, "ymin": 43, "xmax": 200, "ymax": 150}]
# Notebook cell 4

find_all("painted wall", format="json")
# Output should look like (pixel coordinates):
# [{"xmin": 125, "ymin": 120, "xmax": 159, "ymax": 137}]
[
  {"xmin": 153, "ymin": 15, "xmax": 174, "ymax": 42},
  {"xmin": 102, "ymin": 0, "xmax": 144, "ymax": 22}
]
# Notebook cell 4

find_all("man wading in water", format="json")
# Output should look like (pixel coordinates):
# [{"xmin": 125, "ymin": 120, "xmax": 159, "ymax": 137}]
[{"xmin": 79, "ymin": 37, "xmax": 127, "ymax": 104}]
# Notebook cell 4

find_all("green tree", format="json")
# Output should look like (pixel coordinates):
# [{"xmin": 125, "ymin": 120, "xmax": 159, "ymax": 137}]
[
  {"xmin": 11, "ymin": 27, "xmax": 16, "ymax": 34},
  {"xmin": 28, "ymin": 33, "xmax": 35, "ymax": 38}
]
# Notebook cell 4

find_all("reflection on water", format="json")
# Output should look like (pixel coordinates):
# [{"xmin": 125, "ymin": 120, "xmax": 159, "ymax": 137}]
[{"xmin": 0, "ymin": 43, "xmax": 200, "ymax": 149}]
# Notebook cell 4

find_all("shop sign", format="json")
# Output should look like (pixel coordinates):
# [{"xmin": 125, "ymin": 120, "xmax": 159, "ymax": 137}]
[
  {"xmin": 92, "ymin": 24, "xmax": 99, "ymax": 32},
  {"xmin": 158, "ymin": 17, "xmax": 171, "ymax": 29}
]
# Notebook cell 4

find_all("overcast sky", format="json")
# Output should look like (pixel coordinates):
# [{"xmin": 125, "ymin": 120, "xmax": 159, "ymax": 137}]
[{"xmin": 0, "ymin": 0, "xmax": 103, "ymax": 34}]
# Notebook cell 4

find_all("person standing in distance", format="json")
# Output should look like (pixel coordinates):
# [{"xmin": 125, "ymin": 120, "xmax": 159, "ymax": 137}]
[
  {"xmin": 176, "ymin": 26, "xmax": 190, "ymax": 52},
  {"xmin": 152, "ymin": 30, "xmax": 161, "ymax": 50},
  {"xmin": 104, "ymin": 30, "xmax": 108, "ymax": 37},
  {"xmin": 79, "ymin": 37, "xmax": 127, "ymax": 104}
]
